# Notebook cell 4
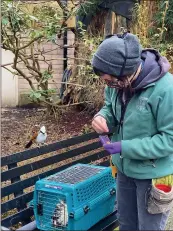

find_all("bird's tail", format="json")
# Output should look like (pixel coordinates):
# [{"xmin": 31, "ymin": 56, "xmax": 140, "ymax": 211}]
[{"xmin": 25, "ymin": 140, "xmax": 33, "ymax": 148}]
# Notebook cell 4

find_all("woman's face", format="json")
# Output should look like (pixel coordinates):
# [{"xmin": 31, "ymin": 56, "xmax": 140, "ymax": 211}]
[
  {"xmin": 93, "ymin": 63, "xmax": 142, "ymax": 89},
  {"xmin": 101, "ymin": 74, "xmax": 115, "ymax": 82},
  {"xmin": 101, "ymin": 74, "xmax": 124, "ymax": 88},
  {"xmin": 100, "ymin": 66, "xmax": 141, "ymax": 89}
]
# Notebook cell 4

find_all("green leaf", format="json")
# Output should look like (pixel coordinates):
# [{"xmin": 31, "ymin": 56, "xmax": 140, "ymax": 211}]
[
  {"xmin": 42, "ymin": 70, "xmax": 53, "ymax": 83},
  {"xmin": 29, "ymin": 90, "xmax": 42, "ymax": 100},
  {"xmin": 2, "ymin": 18, "xmax": 9, "ymax": 25},
  {"xmin": 34, "ymin": 92, "xmax": 41, "ymax": 99}
]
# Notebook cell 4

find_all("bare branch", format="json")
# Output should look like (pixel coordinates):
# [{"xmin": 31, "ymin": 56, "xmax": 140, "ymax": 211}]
[
  {"xmin": 2, "ymin": 66, "xmax": 18, "ymax": 75},
  {"xmin": 17, "ymin": 53, "xmax": 42, "ymax": 79},
  {"xmin": 18, "ymin": 36, "xmax": 43, "ymax": 51},
  {"xmin": 14, "ymin": 66, "xmax": 36, "ymax": 91},
  {"xmin": 1, "ymin": 61, "xmax": 20, "ymax": 67},
  {"xmin": 52, "ymin": 80, "xmax": 86, "ymax": 88},
  {"xmin": 35, "ymin": 58, "xmax": 40, "ymax": 71},
  {"xmin": 1, "ymin": 55, "xmax": 88, "ymax": 68},
  {"xmin": 42, "ymin": 99, "xmax": 92, "ymax": 108},
  {"xmin": 59, "ymin": 101, "xmax": 92, "ymax": 108},
  {"xmin": 0, "ymin": 47, "xmax": 64, "ymax": 67}
]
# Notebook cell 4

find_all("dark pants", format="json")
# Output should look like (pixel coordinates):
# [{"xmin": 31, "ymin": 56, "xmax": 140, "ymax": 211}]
[{"xmin": 116, "ymin": 170, "xmax": 170, "ymax": 230}]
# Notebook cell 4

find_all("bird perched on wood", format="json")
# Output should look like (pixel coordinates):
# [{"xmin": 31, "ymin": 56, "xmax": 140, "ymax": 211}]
[{"xmin": 25, "ymin": 125, "xmax": 47, "ymax": 148}]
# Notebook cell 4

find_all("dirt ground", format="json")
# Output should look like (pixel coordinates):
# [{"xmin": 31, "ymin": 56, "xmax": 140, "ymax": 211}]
[{"xmin": 1, "ymin": 107, "xmax": 93, "ymax": 156}]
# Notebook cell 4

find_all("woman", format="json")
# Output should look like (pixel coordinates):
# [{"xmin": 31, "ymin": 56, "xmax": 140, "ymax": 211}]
[{"xmin": 91, "ymin": 33, "xmax": 173, "ymax": 230}]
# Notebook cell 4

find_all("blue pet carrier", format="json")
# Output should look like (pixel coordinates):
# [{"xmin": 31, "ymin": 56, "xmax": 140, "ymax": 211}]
[{"xmin": 31, "ymin": 164, "xmax": 116, "ymax": 231}]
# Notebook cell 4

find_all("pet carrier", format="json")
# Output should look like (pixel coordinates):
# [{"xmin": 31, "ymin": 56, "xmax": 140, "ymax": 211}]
[{"xmin": 31, "ymin": 164, "xmax": 116, "ymax": 230}]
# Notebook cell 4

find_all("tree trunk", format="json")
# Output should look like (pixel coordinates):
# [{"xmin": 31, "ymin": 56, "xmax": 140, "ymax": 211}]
[
  {"xmin": 104, "ymin": 10, "xmax": 129, "ymax": 36},
  {"xmin": 104, "ymin": 10, "xmax": 115, "ymax": 36}
]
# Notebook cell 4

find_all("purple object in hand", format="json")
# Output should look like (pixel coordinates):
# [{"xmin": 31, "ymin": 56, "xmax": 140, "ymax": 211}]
[
  {"xmin": 99, "ymin": 135, "xmax": 111, "ymax": 145},
  {"xmin": 103, "ymin": 141, "xmax": 121, "ymax": 155}
]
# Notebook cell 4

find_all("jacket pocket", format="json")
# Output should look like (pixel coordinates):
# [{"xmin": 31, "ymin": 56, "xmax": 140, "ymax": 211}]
[
  {"xmin": 147, "ymin": 185, "xmax": 173, "ymax": 214},
  {"xmin": 140, "ymin": 159, "xmax": 156, "ymax": 167}
]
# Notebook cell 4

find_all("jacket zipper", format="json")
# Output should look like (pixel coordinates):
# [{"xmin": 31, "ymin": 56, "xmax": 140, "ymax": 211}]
[{"xmin": 118, "ymin": 99, "xmax": 131, "ymax": 173}]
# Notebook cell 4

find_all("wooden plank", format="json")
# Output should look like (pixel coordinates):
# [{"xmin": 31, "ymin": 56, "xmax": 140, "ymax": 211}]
[
  {"xmin": 1, "ymin": 209, "xmax": 118, "ymax": 231},
  {"xmin": 1, "ymin": 207, "xmax": 34, "ymax": 228},
  {"xmin": 89, "ymin": 210, "xmax": 118, "ymax": 231},
  {"xmin": 2, "ymin": 141, "xmax": 102, "ymax": 182},
  {"xmin": 100, "ymin": 160, "xmax": 110, "ymax": 167},
  {"xmin": 1, "ymin": 192, "xmax": 33, "ymax": 214},
  {"xmin": 2, "ymin": 174, "xmax": 40, "ymax": 198},
  {"xmin": 2, "ymin": 150, "xmax": 107, "ymax": 212},
  {"xmin": 1, "ymin": 132, "xmax": 98, "ymax": 166},
  {"xmin": 2, "ymin": 150, "xmax": 107, "ymax": 197},
  {"xmin": 8, "ymin": 163, "xmax": 26, "ymax": 211}
]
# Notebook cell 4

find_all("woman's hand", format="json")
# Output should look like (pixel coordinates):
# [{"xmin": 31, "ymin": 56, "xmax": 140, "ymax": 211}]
[
  {"xmin": 92, "ymin": 115, "xmax": 109, "ymax": 134},
  {"xmin": 103, "ymin": 141, "xmax": 121, "ymax": 155}
]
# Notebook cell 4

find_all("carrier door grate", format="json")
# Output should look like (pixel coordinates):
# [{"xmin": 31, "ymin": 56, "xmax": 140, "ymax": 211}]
[{"xmin": 37, "ymin": 191, "xmax": 68, "ymax": 230}]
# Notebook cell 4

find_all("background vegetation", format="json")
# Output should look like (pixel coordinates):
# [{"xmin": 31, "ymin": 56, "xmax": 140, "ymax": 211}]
[{"xmin": 1, "ymin": 0, "xmax": 173, "ymax": 116}]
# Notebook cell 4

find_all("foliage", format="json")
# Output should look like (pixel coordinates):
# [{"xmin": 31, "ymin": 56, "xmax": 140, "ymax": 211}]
[
  {"xmin": 63, "ymin": 0, "xmax": 173, "ymax": 114},
  {"xmin": 1, "ymin": 1, "xmax": 63, "ymax": 41},
  {"xmin": 1, "ymin": 0, "xmax": 67, "ymax": 116},
  {"xmin": 132, "ymin": 2, "xmax": 152, "ymax": 47},
  {"xmin": 77, "ymin": 32, "xmax": 105, "ymax": 112},
  {"xmin": 2, "ymin": 0, "xmax": 173, "ymax": 116},
  {"xmin": 67, "ymin": 0, "xmax": 173, "ymax": 114},
  {"xmin": 155, "ymin": 0, "xmax": 173, "ymax": 41},
  {"xmin": 29, "ymin": 89, "xmax": 56, "ymax": 102},
  {"xmin": 62, "ymin": 24, "xmax": 105, "ymax": 113},
  {"xmin": 77, "ymin": 0, "xmax": 103, "ymax": 16},
  {"xmin": 132, "ymin": 1, "xmax": 173, "ymax": 71}
]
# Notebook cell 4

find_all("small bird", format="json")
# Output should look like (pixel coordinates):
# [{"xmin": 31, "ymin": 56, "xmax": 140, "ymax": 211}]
[{"xmin": 25, "ymin": 125, "xmax": 47, "ymax": 148}]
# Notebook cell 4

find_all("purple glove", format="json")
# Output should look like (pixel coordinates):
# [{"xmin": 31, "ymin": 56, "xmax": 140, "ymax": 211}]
[
  {"xmin": 103, "ymin": 141, "xmax": 121, "ymax": 155},
  {"xmin": 99, "ymin": 135, "xmax": 111, "ymax": 145}
]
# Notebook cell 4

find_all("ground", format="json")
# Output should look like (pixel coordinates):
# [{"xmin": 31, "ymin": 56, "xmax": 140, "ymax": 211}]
[
  {"xmin": 1, "ymin": 107, "xmax": 93, "ymax": 156},
  {"xmin": 1, "ymin": 107, "xmax": 173, "ymax": 229}
]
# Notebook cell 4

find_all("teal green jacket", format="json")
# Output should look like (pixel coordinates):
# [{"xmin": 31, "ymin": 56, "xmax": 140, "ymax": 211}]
[{"xmin": 98, "ymin": 72, "xmax": 173, "ymax": 179}]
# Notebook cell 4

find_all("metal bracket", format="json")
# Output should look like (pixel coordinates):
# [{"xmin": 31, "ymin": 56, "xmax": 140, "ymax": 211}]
[
  {"xmin": 110, "ymin": 188, "xmax": 116, "ymax": 195},
  {"xmin": 83, "ymin": 205, "xmax": 90, "ymax": 214}
]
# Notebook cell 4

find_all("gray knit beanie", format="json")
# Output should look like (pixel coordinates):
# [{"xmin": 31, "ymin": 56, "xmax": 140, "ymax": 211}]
[{"xmin": 92, "ymin": 33, "xmax": 142, "ymax": 78}]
